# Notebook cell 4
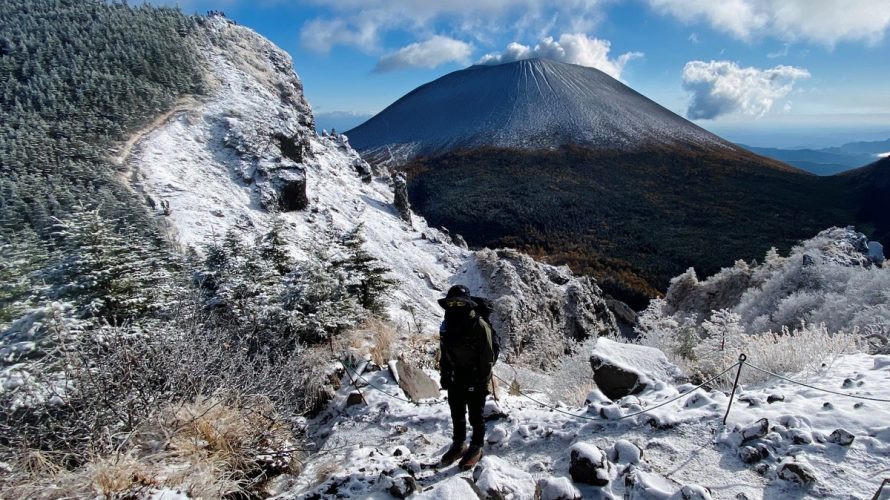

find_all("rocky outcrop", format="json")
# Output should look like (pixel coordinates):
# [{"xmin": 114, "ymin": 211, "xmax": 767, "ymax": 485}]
[
  {"xmin": 392, "ymin": 172, "xmax": 412, "ymax": 225},
  {"xmin": 465, "ymin": 248, "xmax": 618, "ymax": 369}
]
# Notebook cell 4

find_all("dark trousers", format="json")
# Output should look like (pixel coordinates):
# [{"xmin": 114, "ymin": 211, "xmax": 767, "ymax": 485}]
[{"xmin": 447, "ymin": 385, "xmax": 486, "ymax": 446}]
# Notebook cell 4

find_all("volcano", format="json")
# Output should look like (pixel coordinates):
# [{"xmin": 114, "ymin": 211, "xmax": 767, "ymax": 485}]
[{"xmin": 346, "ymin": 59, "xmax": 878, "ymax": 307}]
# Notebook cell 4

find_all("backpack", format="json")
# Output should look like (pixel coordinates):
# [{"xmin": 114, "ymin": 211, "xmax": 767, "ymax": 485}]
[{"xmin": 471, "ymin": 296, "xmax": 500, "ymax": 362}]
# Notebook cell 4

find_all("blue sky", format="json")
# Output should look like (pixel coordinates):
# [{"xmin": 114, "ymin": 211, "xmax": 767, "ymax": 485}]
[{"xmin": 171, "ymin": 0, "xmax": 890, "ymax": 148}]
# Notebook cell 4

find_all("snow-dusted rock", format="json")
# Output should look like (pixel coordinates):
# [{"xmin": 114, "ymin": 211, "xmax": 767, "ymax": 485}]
[
  {"xmin": 535, "ymin": 476, "xmax": 582, "ymax": 500},
  {"xmin": 624, "ymin": 470, "xmax": 712, "ymax": 499},
  {"xmin": 463, "ymin": 248, "xmax": 617, "ymax": 369},
  {"xmin": 392, "ymin": 172, "xmax": 412, "ymax": 225},
  {"xmin": 394, "ymin": 361, "xmax": 439, "ymax": 402},
  {"xmin": 379, "ymin": 469, "xmax": 417, "ymax": 499},
  {"xmin": 589, "ymin": 338, "xmax": 682, "ymax": 399},
  {"xmin": 827, "ymin": 428, "xmax": 855, "ymax": 446},
  {"xmin": 413, "ymin": 475, "xmax": 480, "ymax": 499},
  {"xmin": 608, "ymin": 439, "xmax": 642, "ymax": 465},
  {"xmin": 777, "ymin": 458, "xmax": 818, "ymax": 486},
  {"xmin": 569, "ymin": 442, "xmax": 612, "ymax": 486},
  {"xmin": 472, "ymin": 455, "xmax": 536, "ymax": 500}
]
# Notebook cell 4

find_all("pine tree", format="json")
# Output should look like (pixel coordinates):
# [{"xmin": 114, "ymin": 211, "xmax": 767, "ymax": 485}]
[
  {"xmin": 49, "ymin": 207, "xmax": 182, "ymax": 321},
  {"xmin": 259, "ymin": 215, "xmax": 292, "ymax": 275},
  {"xmin": 337, "ymin": 224, "xmax": 396, "ymax": 315}
]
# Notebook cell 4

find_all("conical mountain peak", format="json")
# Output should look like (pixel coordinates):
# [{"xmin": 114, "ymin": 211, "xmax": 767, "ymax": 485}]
[{"xmin": 347, "ymin": 58, "xmax": 733, "ymax": 161}]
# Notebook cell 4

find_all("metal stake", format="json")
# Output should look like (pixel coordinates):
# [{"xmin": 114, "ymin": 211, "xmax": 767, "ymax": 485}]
[{"xmin": 722, "ymin": 353, "xmax": 747, "ymax": 425}]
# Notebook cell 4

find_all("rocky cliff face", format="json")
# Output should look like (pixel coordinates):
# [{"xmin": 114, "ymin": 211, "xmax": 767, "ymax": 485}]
[
  {"xmin": 461, "ymin": 248, "xmax": 617, "ymax": 369},
  {"xmin": 131, "ymin": 16, "xmax": 617, "ymax": 370}
]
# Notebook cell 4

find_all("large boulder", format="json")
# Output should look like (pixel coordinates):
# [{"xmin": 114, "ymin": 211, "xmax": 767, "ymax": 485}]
[
  {"xmin": 395, "ymin": 361, "xmax": 440, "ymax": 402},
  {"xmin": 588, "ymin": 338, "xmax": 683, "ymax": 400},
  {"xmin": 463, "ymin": 249, "xmax": 618, "ymax": 369}
]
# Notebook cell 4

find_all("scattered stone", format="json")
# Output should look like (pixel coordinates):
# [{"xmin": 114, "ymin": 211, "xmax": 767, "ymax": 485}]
[
  {"xmin": 472, "ymin": 456, "xmax": 536, "ymax": 500},
  {"xmin": 788, "ymin": 429, "xmax": 813, "ymax": 445},
  {"xmin": 740, "ymin": 418, "xmax": 769, "ymax": 444},
  {"xmin": 392, "ymin": 446, "xmax": 410, "ymax": 457},
  {"xmin": 394, "ymin": 361, "xmax": 440, "ymax": 402},
  {"xmin": 345, "ymin": 391, "xmax": 364, "ymax": 406},
  {"xmin": 536, "ymin": 477, "xmax": 582, "ymax": 500},
  {"xmin": 822, "ymin": 402, "xmax": 833, "ymax": 410},
  {"xmin": 569, "ymin": 443, "xmax": 612, "ymax": 486},
  {"xmin": 381, "ymin": 469, "xmax": 417, "ymax": 499},
  {"xmin": 607, "ymin": 439, "xmax": 642, "ymax": 465},
  {"xmin": 842, "ymin": 378, "xmax": 855, "ymax": 389},
  {"xmin": 827, "ymin": 428, "xmax": 855, "ymax": 446},
  {"xmin": 777, "ymin": 460, "xmax": 818, "ymax": 486},
  {"xmin": 487, "ymin": 425, "xmax": 509, "ymax": 445},
  {"xmin": 739, "ymin": 395, "xmax": 764, "ymax": 407},
  {"xmin": 738, "ymin": 446, "xmax": 768, "ymax": 464},
  {"xmin": 767, "ymin": 394, "xmax": 785, "ymax": 404}
]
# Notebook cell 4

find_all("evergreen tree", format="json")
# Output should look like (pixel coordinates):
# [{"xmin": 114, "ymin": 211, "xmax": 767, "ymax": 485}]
[
  {"xmin": 337, "ymin": 224, "xmax": 396, "ymax": 314},
  {"xmin": 49, "ymin": 207, "xmax": 182, "ymax": 321}
]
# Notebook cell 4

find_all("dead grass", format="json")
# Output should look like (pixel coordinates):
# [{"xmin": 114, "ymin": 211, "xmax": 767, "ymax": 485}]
[{"xmin": 0, "ymin": 393, "xmax": 303, "ymax": 499}]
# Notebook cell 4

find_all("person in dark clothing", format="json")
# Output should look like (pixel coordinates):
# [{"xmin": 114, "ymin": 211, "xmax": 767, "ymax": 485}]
[{"xmin": 437, "ymin": 285, "xmax": 496, "ymax": 470}]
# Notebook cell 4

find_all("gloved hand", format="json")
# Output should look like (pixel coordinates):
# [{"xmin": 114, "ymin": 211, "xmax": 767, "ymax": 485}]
[{"xmin": 440, "ymin": 375, "xmax": 451, "ymax": 391}]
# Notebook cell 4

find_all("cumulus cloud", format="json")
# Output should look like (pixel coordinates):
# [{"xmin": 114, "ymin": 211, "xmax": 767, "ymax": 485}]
[
  {"xmin": 298, "ymin": 0, "xmax": 605, "ymax": 54},
  {"xmin": 648, "ymin": 0, "xmax": 890, "ymax": 46},
  {"xmin": 477, "ymin": 33, "xmax": 643, "ymax": 80},
  {"xmin": 682, "ymin": 60, "xmax": 810, "ymax": 119},
  {"xmin": 374, "ymin": 36, "xmax": 473, "ymax": 72}
]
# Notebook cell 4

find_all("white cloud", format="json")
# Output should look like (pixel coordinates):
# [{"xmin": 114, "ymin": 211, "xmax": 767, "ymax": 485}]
[
  {"xmin": 374, "ymin": 36, "xmax": 473, "ymax": 72},
  {"xmin": 297, "ymin": 0, "xmax": 605, "ymax": 54},
  {"xmin": 648, "ymin": 0, "xmax": 890, "ymax": 46},
  {"xmin": 477, "ymin": 33, "xmax": 643, "ymax": 80},
  {"xmin": 682, "ymin": 60, "xmax": 810, "ymax": 119}
]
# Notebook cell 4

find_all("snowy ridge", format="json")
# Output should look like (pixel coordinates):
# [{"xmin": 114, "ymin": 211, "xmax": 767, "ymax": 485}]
[
  {"xmin": 129, "ymin": 18, "xmax": 615, "ymax": 355},
  {"xmin": 347, "ymin": 58, "xmax": 734, "ymax": 163},
  {"xmin": 129, "ymin": 17, "xmax": 469, "ymax": 329}
]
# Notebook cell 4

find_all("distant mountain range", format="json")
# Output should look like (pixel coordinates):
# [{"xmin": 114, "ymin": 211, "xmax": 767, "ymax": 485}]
[
  {"xmin": 346, "ymin": 59, "xmax": 888, "ymax": 307},
  {"xmin": 740, "ymin": 139, "xmax": 890, "ymax": 176}
]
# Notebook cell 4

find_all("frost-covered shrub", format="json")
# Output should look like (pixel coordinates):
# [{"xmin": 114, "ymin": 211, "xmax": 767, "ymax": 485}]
[
  {"xmin": 636, "ymin": 299, "xmax": 699, "ymax": 366},
  {"xmin": 635, "ymin": 229, "xmax": 882, "ymax": 383},
  {"xmin": 738, "ymin": 322, "xmax": 861, "ymax": 384},
  {"xmin": 693, "ymin": 310, "xmax": 746, "ymax": 376}
]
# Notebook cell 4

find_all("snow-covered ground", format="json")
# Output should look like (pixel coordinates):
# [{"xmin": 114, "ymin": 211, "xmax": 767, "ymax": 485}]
[{"xmin": 278, "ymin": 341, "xmax": 890, "ymax": 499}]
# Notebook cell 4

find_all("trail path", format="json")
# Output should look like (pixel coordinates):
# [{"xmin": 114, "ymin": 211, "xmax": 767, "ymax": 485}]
[{"xmin": 112, "ymin": 96, "xmax": 201, "ymax": 167}]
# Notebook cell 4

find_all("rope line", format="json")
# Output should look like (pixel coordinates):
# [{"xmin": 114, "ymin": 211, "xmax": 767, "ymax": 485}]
[
  {"xmin": 493, "ymin": 362, "xmax": 740, "ymax": 422},
  {"xmin": 745, "ymin": 363, "xmax": 890, "ymax": 403},
  {"xmin": 617, "ymin": 362, "xmax": 740, "ymax": 420},
  {"xmin": 491, "ymin": 373, "xmax": 599, "ymax": 421},
  {"xmin": 341, "ymin": 360, "xmax": 440, "ymax": 406}
]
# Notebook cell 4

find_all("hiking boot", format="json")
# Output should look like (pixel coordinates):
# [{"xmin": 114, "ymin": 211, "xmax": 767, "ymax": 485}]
[
  {"xmin": 440, "ymin": 442, "xmax": 467, "ymax": 466},
  {"xmin": 458, "ymin": 444, "xmax": 483, "ymax": 470}
]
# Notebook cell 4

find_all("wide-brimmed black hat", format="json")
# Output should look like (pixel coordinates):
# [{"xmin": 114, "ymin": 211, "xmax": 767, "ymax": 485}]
[{"xmin": 438, "ymin": 284, "xmax": 477, "ymax": 309}]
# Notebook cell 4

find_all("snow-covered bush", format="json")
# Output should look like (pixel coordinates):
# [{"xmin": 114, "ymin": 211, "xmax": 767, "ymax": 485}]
[{"xmin": 636, "ymin": 228, "xmax": 881, "ymax": 384}]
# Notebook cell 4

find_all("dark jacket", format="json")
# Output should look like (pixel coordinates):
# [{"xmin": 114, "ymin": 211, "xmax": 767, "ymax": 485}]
[{"xmin": 439, "ymin": 310, "xmax": 495, "ymax": 390}]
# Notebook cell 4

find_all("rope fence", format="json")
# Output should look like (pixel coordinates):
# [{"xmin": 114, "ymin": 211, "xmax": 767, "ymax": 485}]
[{"xmin": 339, "ymin": 353, "xmax": 890, "ymax": 424}]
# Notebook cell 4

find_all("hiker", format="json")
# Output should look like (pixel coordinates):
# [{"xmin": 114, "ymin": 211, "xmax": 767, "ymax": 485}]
[{"xmin": 437, "ymin": 285, "xmax": 497, "ymax": 470}]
